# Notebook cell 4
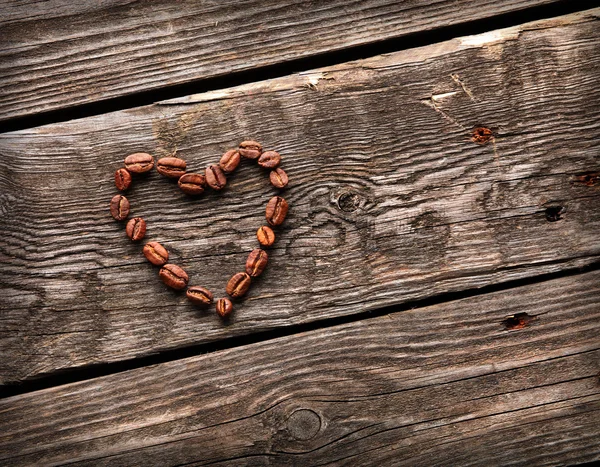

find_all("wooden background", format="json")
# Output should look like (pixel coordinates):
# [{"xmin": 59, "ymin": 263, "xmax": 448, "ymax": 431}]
[{"xmin": 0, "ymin": 1, "xmax": 599, "ymax": 465}]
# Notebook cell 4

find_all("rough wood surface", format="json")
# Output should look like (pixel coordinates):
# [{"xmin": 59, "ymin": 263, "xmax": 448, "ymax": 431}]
[
  {"xmin": 1, "ymin": 270, "xmax": 599, "ymax": 466},
  {"xmin": 0, "ymin": 0, "xmax": 564, "ymax": 121},
  {"xmin": 1, "ymin": 10, "xmax": 600, "ymax": 384}
]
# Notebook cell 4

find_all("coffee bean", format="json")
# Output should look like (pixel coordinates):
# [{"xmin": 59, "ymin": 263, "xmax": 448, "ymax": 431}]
[
  {"xmin": 114, "ymin": 168, "xmax": 132, "ymax": 191},
  {"xmin": 265, "ymin": 196, "xmax": 289, "ymax": 226},
  {"xmin": 226, "ymin": 272, "xmax": 251, "ymax": 298},
  {"xmin": 186, "ymin": 286, "xmax": 213, "ymax": 306},
  {"xmin": 256, "ymin": 225, "xmax": 276, "ymax": 247},
  {"xmin": 239, "ymin": 140, "xmax": 262, "ymax": 159},
  {"xmin": 205, "ymin": 165, "xmax": 227, "ymax": 190},
  {"xmin": 126, "ymin": 217, "xmax": 147, "ymax": 241},
  {"xmin": 124, "ymin": 153, "xmax": 154, "ymax": 173},
  {"xmin": 216, "ymin": 298, "xmax": 233, "ymax": 318},
  {"xmin": 110, "ymin": 194, "xmax": 130, "ymax": 221},
  {"xmin": 159, "ymin": 264, "xmax": 189, "ymax": 290},
  {"xmin": 178, "ymin": 173, "xmax": 206, "ymax": 195},
  {"xmin": 219, "ymin": 149, "xmax": 241, "ymax": 173},
  {"xmin": 143, "ymin": 241, "xmax": 169, "ymax": 266},
  {"xmin": 258, "ymin": 150, "xmax": 281, "ymax": 169},
  {"xmin": 269, "ymin": 168, "xmax": 289, "ymax": 188},
  {"xmin": 245, "ymin": 249, "xmax": 268, "ymax": 277},
  {"xmin": 157, "ymin": 157, "xmax": 187, "ymax": 178}
]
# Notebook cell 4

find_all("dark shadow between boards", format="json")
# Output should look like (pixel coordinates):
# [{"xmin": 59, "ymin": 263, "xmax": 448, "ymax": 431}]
[
  {"xmin": 0, "ymin": 0, "xmax": 594, "ymax": 132},
  {"xmin": 1, "ymin": 260, "xmax": 599, "ymax": 399}
]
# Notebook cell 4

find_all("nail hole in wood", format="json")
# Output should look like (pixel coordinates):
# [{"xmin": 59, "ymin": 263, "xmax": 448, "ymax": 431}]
[
  {"xmin": 545, "ymin": 206, "xmax": 565, "ymax": 222},
  {"xmin": 574, "ymin": 172, "xmax": 599, "ymax": 186},
  {"xmin": 471, "ymin": 126, "xmax": 494, "ymax": 144},
  {"xmin": 502, "ymin": 312, "xmax": 533, "ymax": 330},
  {"xmin": 337, "ymin": 192, "xmax": 362, "ymax": 212},
  {"xmin": 287, "ymin": 409, "xmax": 321, "ymax": 440}
]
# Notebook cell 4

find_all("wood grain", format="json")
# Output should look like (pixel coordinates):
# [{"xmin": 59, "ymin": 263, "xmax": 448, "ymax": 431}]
[
  {"xmin": 0, "ymin": 0, "xmax": 564, "ymax": 121},
  {"xmin": 1, "ymin": 270, "xmax": 599, "ymax": 466},
  {"xmin": 1, "ymin": 10, "xmax": 600, "ymax": 383}
]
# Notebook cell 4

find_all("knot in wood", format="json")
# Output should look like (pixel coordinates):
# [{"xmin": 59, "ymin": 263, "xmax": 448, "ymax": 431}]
[
  {"xmin": 286, "ymin": 409, "xmax": 321, "ymax": 440},
  {"xmin": 471, "ymin": 127, "xmax": 494, "ymax": 144},
  {"xmin": 337, "ymin": 191, "xmax": 362, "ymax": 212}
]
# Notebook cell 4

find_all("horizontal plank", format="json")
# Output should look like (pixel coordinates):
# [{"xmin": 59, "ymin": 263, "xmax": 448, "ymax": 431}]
[
  {"xmin": 1, "ymin": 9, "xmax": 600, "ymax": 384},
  {"xmin": 0, "ymin": 0, "xmax": 565, "ymax": 121},
  {"xmin": 1, "ymin": 270, "xmax": 599, "ymax": 465}
]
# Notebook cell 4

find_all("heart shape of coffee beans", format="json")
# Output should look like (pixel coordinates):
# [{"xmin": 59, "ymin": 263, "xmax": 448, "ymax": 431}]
[{"xmin": 109, "ymin": 140, "xmax": 289, "ymax": 319}]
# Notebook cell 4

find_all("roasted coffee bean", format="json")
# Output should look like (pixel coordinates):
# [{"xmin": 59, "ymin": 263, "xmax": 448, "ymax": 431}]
[
  {"xmin": 265, "ymin": 196, "xmax": 289, "ymax": 226},
  {"xmin": 143, "ymin": 241, "xmax": 169, "ymax": 266},
  {"xmin": 157, "ymin": 157, "xmax": 187, "ymax": 178},
  {"xmin": 226, "ymin": 272, "xmax": 251, "ymax": 298},
  {"xmin": 178, "ymin": 173, "xmax": 206, "ymax": 195},
  {"xmin": 126, "ymin": 217, "xmax": 147, "ymax": 241},
  {"xmin": 124, "ymin": 153, "xmax": 154, "ymax": 173},
  {"xmin": 216, "ymin": 298, "xmax": 233, "ymax": 318},
  {"xmin": 110, "ymin": 194, "xmax": 130, "ymax": 220},
  {"xmin": 219, "ymin": 149, "xmax": 241, "ymax": 173},
  {"xmin": 258, "ymin": 150, "xmax": 281, "ymax": 169},
  {"xmin": 269, "ymin": 168, "xmax": 288, "ymax": 188},
  {"xmin": 159, "ymin": 264, "xmax": 189, "ymax": 290},
  {"xmin": 245, "ymin": 249, "xmax": 268, "ymax": 277},
  {"xmin": 205, "ymin": 164, "xmax": 227, "ymax": 190},
  {"xmin": 239, "ymin": 140, "xmax": 262, "ymax": 159},
  {"xmin": 186, "ymin": 286, "xmax": 213, "ymax": 306},
  {"xmin": 114, "ymin": 168, "xmax": 132, "ymax": 191},
  {"xmin": 256, "ymin": 225, "xmax": 275, "ymax": 247}
]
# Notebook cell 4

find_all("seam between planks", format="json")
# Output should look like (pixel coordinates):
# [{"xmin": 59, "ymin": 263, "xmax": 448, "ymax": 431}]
[
  {"xmin": 0, "ymin": 1, "xmax": 591, "ymax": 133},
  {"xmin": 1, "ymin": 260, "xmax": 599, "ymax": 398}
]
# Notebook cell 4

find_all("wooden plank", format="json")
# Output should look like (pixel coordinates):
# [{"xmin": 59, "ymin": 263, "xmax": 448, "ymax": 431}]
[
  {"xmin": 1, "ymin": 10, "xmax": 600, "ymax": 384},
  {"xmin": 0, "ymin": 0, "xmax": 565, "ymax": 121},
  {"xmin": 1, "ymin": 270, "xmax": 599, "ymax": 466}
]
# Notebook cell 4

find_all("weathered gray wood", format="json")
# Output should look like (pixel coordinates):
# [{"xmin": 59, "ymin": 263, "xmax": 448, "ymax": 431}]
[
  {"xmin": 1, "ymin": 270, "xmax": 599, "ymax": 466},
  {"xmin": 1, "ymin": 10, "xmax": 600, "ymax": 384},
  {"xmin": 0, "ymin": 0, "xmax": 565, "ymax": 121}
]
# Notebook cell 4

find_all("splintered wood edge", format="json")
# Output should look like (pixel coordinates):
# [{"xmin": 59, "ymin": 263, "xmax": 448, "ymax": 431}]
[{"xmin": 0, "ymin": 0, "xmax": 569, "ymax": 121}]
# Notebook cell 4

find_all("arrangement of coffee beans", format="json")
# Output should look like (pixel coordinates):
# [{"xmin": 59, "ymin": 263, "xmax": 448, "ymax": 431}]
[{"xmin": 109, "ymin": 141, "xmax": 289, "ymax": 319}]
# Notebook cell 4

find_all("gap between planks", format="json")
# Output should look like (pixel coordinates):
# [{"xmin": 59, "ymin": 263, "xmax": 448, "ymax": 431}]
[
  {"xmin": 0, "ymin": 0, "xmax": 588, "ymax": 131},
  {"xmin": 1, "ymin": 260, "xmax": 598, "ymax": 399}
]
